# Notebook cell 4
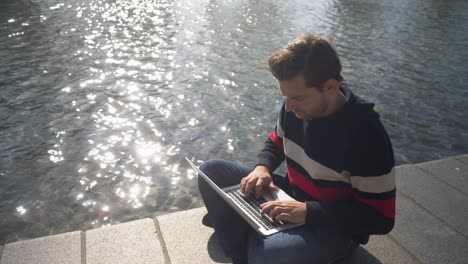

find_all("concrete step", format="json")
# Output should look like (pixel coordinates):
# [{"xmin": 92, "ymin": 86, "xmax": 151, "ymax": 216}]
[
  {"xmin": 157, "ymin": 207, "xmax": 229, "ymax": 264},
  {"xmin": 0, "ymin": 219, "xmax": 166, "ymax": 264},
  {"xmin": 454, "ymin": 153, "xmax": 468, "ymax": 164},
  {"xmin": 391, "ymin": 193, "xmax": 468, "ymax": 264},
  {"xmin": 353, "ymin": 235, "xmax": 419, "ymax": 264},
  {"xmin": 85, "ymin": 218, "xmax": 165, "ymax": 264},
  {"xmin": 0, "ymin": 231, "xmax": 82, "ymax": 264},
  {"xmin": 417, "ymin": 155, "xmax": 468, "ymax": 196},
  {"xmin": 156, "ymin": 207, "xmax": 419, "ymax": 264},
  {"xmin": 396, "ymin": 164, "xmax": 468, "ymax": 237}
]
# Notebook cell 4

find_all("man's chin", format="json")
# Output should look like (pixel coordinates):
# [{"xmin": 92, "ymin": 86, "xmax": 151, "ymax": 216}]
[
  {"xmin": 294, "ymin": 112, "xmax": 307, "ymax": 120},
  {"xmin": 294, "ymin": 112, "xmax": 318, "ymax": 120}
]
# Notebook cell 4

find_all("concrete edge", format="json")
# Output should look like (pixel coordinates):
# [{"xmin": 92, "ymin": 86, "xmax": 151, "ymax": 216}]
[
  {"xmin": 0, "ymin": 245, "xmax": 3, "ymax": 262},
  {"xmin": 416, "ymin": 154, "xmax": 466, "ymax": 166},
  {"xmin": 85, "ymin": 218, "xmax": 165, "ymax": 264},
  {"xmin": 395, "ymin": 163, "xmax": 412, "ymax": 169},
  {"xmin": 396, "ymin": 188, "xmax": 468, "ymax": 242},
  {"xmin": 0, "ymin": 230, "xmax": 82, "ymax": 264},
  {"xmin": 152, "ymin": 217, "xmax": 172, "ymax": 264},
  {"xmin": 454, "ymin": 153, "xmax": 468, "ymax": 164},
  {"xmin": 387, "ymin": 233, "xmax": 423, "ymax": 263},
  {"xmin": 396, "ymin": 162, "xmax": 466, "ymax": 198},
  {"xmin": 81, "ymin": 231, "xmax": 86, "ymax": 264},
  {"xmin": 412, "ymin": 157, "xmax": 468, "ymax": 196}
]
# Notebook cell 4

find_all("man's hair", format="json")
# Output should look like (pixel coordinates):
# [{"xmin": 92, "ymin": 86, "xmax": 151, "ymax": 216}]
[{"xmin": 268, "ymin": 34, "xmax": 343, "ymax": 89}]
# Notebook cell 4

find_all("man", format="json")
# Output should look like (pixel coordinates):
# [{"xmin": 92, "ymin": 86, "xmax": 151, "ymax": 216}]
[{"xmin": 198, "ymin": 34, "xmax": 395, "ymax": 264}]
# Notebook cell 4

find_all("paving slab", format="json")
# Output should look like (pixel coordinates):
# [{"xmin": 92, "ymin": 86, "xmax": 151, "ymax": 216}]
[
  {"xmin": 86, "ymin": 218, "xmax": 165, "ymax": 264},
  {"xmin": 358, "ymin": 234, "xmax": 419, "ymax": 264},
  {"xmin": 157, "ymin": 207, "xmax": 230, "ymax": 264},
  {"xmin": 391, "ymin": 193, "xmax": 468, "ymax": 264},
  {"xmin": 416, "ymin": 157, "xmax": 468, "ymax": 195},
  {"xmin": 395, "ymin": 165, "xmax": 468, "ymax": 236},
  {"xmin": 0, "ymin": 231, "xmax": 81, "ymax": 264},
  {"xmin": 454, "ymin": 154, "xmax": 468, "ymax": 164},
  {"xmin": 157, "ymin": 207, "xmax": 420, "ymax": 264}
]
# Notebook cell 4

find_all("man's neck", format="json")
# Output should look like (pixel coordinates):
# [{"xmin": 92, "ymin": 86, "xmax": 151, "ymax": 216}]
[
  {"xmin": 324, "ymin": 86, "xmax": 347, "ymax": 117},
  {"xmin": 336, "ymin": 90, "xmax": 347, "ymax": 110}
]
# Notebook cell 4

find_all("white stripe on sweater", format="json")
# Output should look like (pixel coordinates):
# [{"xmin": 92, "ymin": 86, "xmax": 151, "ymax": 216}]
[
  {"xmin": 284, "ymin": 138, "xmax": 395, "ymax": 193},
  {"xmin": 284, "ymin": 138, "xmax": 350, "ymax": 183}
]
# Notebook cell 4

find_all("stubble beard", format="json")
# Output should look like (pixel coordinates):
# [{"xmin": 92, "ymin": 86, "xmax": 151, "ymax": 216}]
[{"xmin": 302, "ymin": 97, "xmax": 329, "ymax": 120}]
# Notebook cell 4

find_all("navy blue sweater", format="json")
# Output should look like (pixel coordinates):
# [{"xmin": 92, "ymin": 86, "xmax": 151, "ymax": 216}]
[{"xmin": 256, "ymin": 83, "xmax": 395, "ymax": 244}]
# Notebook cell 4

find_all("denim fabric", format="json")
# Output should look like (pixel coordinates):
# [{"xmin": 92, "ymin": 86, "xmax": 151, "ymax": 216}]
[{"xmin": 198, "ymin": 159, "xmax": 353, "ymax": 264}]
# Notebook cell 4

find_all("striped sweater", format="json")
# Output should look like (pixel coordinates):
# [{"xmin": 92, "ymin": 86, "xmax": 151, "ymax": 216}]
[{"xmin": 256, "ymin": 83, "xmax": 395, "ymax": 244}]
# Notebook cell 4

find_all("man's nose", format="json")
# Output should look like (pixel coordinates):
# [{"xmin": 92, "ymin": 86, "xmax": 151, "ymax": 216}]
[{"xmin": 284, "ymin": 99, "xmax": 294, "ymax": 112}]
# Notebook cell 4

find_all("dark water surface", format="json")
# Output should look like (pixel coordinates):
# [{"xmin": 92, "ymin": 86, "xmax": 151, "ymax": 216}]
[{"xmin": 1, "ymin": 0, "xmax": 467, "ymax": 244}]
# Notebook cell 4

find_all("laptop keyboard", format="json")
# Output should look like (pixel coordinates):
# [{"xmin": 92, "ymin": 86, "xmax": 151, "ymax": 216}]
[{"xmin": 226, "ymin": 189, "xmax": 286, "ymax": 230}]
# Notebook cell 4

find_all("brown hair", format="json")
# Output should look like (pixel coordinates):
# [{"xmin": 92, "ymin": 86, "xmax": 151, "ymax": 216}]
[{"xmin": 268, "ymin": 34, "xmax": 343, "ymax": 89}]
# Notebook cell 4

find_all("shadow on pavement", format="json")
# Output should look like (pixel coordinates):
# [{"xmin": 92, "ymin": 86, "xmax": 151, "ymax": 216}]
[
  {"xmin": 343, "ymin": 246, "xmax": 383, "ymax": 264},
  {"xmin": 207, "ymin": 233, "xmax": 230, "ymax": 263}
]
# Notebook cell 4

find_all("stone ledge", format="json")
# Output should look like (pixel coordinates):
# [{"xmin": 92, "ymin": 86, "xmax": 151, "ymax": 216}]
[
  {"xmin": 454, "ymin": 153, "xmax": 468, "ymax": 164},
  {"xmin": 356, "ymin": 234, "xmax": 420, "ymax": 264},
  {"xmin": 416, "ymin": 156, "xmax": 468, "ymax": 195},
  {"xmin": 395, "ymin": 165, "xmax": 468, "ymax": 236},
  {"xmin": 156, "ymin": 207, "xmax": 421, "ymax": 264},
  {"xmin": 157, "ymin": 207, "xmax": 229, "ymax": 264},
  {"xmin": 86, "ymin": 218, "xmax": 165, "ymax": 264},
  {"xmin": 0, "ymin": 231, "xmax": 81, "ymax": 264},
  {"xmin": 390, "ymin": 194, "xmax": 468, "ymax": 264}
]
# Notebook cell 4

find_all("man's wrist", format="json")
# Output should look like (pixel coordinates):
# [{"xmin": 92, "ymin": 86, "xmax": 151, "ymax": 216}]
[{"xmin": 254, "ymin": 164, "xmax": 270, "ymax": 174}]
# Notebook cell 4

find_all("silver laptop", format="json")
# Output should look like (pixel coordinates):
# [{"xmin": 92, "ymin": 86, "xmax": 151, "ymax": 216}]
[{"xmin": 186, "ymin": 157, "xmax": 303, "ymax": 237}]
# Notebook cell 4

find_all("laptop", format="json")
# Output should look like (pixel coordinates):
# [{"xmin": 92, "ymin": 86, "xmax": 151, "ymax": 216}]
[{"xmin": 186, "ymin": 157, "xmax": 303, "ymax": 237}]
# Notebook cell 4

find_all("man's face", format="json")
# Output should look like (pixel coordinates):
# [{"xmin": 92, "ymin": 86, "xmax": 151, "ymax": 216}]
[{"xmin": 278, "ymin": 74, "xmax": 329, "ymax": 120}]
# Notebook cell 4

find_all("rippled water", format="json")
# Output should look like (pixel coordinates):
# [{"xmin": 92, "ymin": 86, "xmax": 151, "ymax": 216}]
[{"xmin": 1, "ymin": 0, "xmax": 467, "ymax": 244}]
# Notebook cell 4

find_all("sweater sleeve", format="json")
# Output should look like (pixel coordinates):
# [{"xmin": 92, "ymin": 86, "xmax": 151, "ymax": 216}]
[
  {"xmin": 305, "ymin": 119, "xmax": 395, "ymax": 237},
  {"xmin": 256, "ymin": 107, "xmax": 286, "ymax": 172}
]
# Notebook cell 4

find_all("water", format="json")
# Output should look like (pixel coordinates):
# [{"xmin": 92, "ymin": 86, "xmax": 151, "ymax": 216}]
[{"xmin": 0, "ymin": 0, "xmax": 467, "ymax": 245}]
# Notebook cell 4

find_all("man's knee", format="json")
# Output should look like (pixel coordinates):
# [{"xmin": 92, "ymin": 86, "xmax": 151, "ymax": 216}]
[
  {"xmin": 249, "ymin": 246, "xmax": 320, "ymax": 264},
  {"xmin": 198, "ymin": 159, "xmax": 227, "ymax": 183},
  {"xmin": 247, "ymin": 230, "xmax": 327, "ymax": 264},
  {"xmin": 248, "ymin": 244, "xmax": 298, "ymax": 264},
  {"xmin": 198, "ymin": 159, "xmax": 249, "ymax": 191},
  {"xmin": 199, "ymin": 159, "xmax": 225, "ymax": 175},
  {"xmin": 197, "ymin": 159, "xmax": 231, "ymax": 191}
]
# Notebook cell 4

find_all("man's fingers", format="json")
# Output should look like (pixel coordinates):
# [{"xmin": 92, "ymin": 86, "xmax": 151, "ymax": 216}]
[
  {"xmin": 244, "ymin": 177, "xmax": 257, "ymax": 197},
  {"xmin": 260, "ymin": 201, "xmax": 275, "ymax": 214},
  {"xmin": 255, "ymin": 178, "xmax": 264, "ymax": 199},
  {"xmin": 269, "ymin": 206, "xmax": 286, "ymax": 219},
  {"xmin": 260, "ymin": 201, "xmax": 282, "ymax": 215},
  {"xmin": 240, "ymin": 177, "xmax": 250, "ymax": 194},
  {"xmin": 274, "ymin": 213, "xmax": 290, "ymax": 222},
  {"xmin": 240, "ymin": 177, "xmax": 246, "ymax": 194},
  {"xmin": 268, "ymin": 206, "xmax": 293, "ymax": 222},
  {"xmin": 269, "ymin": 184, "xmax": 278, "ymax": 192},
  {"xmin": 260, "ymin": 201, "xmax": 306, "ymax": 224}
]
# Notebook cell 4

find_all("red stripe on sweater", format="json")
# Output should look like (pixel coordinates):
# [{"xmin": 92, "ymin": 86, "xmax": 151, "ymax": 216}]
[
  {"xmin": 269, "ymin": 131, "xmax": 283, "ymax": 150},
  {"xmin": 287, "ymin": 165, "xmax": 352, "ymax": 201},
  {"xmin": 355, "ymin": 196, "xmax": 396, "ymax": 219}
]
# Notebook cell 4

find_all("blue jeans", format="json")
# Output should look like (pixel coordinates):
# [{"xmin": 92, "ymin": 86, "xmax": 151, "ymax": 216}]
[{"xmin": 198, "ymin": 159, "xmax": 354, "ymax": 264}]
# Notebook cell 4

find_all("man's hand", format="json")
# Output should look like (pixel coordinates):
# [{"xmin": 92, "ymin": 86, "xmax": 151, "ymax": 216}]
[
  {"xmin": 260, "ymin": 201, "xmax": 307, "ymax": 224},
  {"xmin": 240, "ymin": 165, "xmax": 277, "ymax": 199}
]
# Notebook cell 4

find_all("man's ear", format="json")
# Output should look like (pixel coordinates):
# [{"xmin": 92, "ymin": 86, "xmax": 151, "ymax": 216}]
[{"xmin": 323, "ymin": 79, "xmax": 338, "ymax": 94}]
